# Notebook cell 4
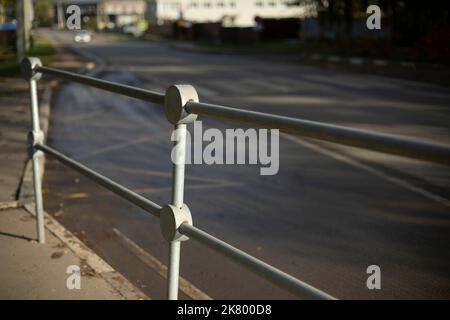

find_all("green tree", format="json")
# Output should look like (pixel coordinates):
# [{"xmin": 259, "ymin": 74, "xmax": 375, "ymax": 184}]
[
  {"xmin": 0, "ymin": 0, "xmax": 15, "ymax": 22},
  {"xmin": 34, "ymin": 0, "xmax": 54, "ymax": 27}
]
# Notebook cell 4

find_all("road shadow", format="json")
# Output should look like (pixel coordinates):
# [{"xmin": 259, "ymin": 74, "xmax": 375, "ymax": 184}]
[{"xmin": 0, "ymin": 230, "xmax": 34, "ymax": 242}]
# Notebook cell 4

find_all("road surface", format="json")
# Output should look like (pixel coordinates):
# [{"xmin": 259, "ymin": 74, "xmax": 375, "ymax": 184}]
[{"xmin": 42, "ymin": 30, "xmax": 450, "ymax": 299}]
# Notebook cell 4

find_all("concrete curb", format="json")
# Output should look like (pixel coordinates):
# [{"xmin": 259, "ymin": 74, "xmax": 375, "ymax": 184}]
[
  {"xmin": 17, "ymin": 43, "xmax": 149, "ymax": 300},
  {"xmin": 0, "ymin": 201, "xmax": 19, "ymax": 210},
  {"xmin": 22, "ymin": 201, "xmax": 148, "ymax": 300}
]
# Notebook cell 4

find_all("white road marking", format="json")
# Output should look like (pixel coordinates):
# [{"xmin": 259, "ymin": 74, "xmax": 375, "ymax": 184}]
[
  {"xmin": 194, "ymin": 84, "xmax": 220, "ymax": 98},
  {"xmin": 132, "ymin": 181, "xmax": 243, "ymax": 195},
  {"xmin": 281, "ymin": 133, "xmax": 450, "ymax": 208},
  {"xmin": 242, "ymin": 78, "xmax": 292, "ymax": 93},
  {"xmin": 76, "ymin": 133, "xmax": 167, "ymax": 161},
  {"xmin": 101, "ymin": 164, "xmax": 242, "ymax": 185},
  {"xmin": 112, "ymin": 228, "xmax": 212, "ymax": 300},
  {"xmin": 303, "ymin": 74, "xmax": 372, "ymax": 90},
  {"xmin": 208, "ymin": 79, "xmax": 252, "ymax": 94}
]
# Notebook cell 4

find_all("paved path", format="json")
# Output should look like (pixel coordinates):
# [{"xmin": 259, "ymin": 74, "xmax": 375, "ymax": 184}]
[{"xmin": 0, "ymin": 61, "xmax": 146, "ymax": 299}]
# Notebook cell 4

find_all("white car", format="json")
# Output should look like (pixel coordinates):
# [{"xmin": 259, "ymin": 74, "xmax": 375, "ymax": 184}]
[
  {"xmin": 74, "ymin": 31, "xmax": 92, "ymax": 43},
  {"xmin": 123, "ymin": 24, "xmax": 144, "ymax": 37}
]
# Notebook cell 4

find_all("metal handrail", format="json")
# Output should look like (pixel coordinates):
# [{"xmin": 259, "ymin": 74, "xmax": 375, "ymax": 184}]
[
  {"xmin": 22, "ymin": 57, "xmax": 450, "ymax": 301},
  {"xmin": 35, "ymin": 144, "xmax": 162, "ymax": 217},
  {"xmin": 36, "ymin": 142, "xmax": 333, "ymax": 299},
  {"xmin": 186, "ymin": 101, "xmax": 450, "ymax": 166},
  {"xmin": 35, "ymin": 65, "xmax": 450, "ymax": 166},
  {"xmin": 179, "ymin": 223, "xmax": 336, "ymax": 300},
  {"xmin": 35, "ymin": 66, "xmax": 165, "ymax": 105}
]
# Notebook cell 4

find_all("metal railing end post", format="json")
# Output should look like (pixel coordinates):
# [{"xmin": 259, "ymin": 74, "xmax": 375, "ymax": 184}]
[
  {"xmin": 21, "ymin": 57, "xmax": 43, "ymax": 82},
  {"xmin": 23, "ymin": 57, "xmax": 45, "ymax": 244}
]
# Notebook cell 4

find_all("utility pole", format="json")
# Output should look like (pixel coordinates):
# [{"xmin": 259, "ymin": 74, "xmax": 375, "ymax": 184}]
[
  {"xmin": 56, "ymin": 0, "xmax": 65, "ymax": 29},
  {"xmin": 96, "ymin": 0, "xmax": 101, "ymax": 30},
  {"xmin": 16, "ymin": 0, "xmax": 33, "ymax": 63}
]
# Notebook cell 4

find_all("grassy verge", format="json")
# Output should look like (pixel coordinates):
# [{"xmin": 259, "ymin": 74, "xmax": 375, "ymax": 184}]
[{"xmin": 0, "ymin": 33, "xmax": 57, "ymax": 79}]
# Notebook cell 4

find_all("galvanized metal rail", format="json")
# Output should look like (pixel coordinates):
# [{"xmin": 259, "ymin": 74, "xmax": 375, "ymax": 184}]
[
  {"xmin": 21, "ymin": 57, "xmax": 450, "ymax": 300},
  {"xmin": 185, "ymin": 102, "xmax": 450, "ymax": 166},
  {"xmin": 35, "ymin": 65, "xmax": 165, "ymax": 105},
  {"xmin": 35, "ymin": 143, "xmax": 162, "ymax": 217}
]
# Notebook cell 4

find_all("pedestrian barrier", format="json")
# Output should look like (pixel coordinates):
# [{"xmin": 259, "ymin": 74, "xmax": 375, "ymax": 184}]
[{"xmin": 21, "ymin": 57, "xmax": 450, "ymax": 300}]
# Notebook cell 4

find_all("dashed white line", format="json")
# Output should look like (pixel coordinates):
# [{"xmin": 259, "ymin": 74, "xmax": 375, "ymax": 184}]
[
  {"xmin": 112, "ymin": 228, "xmax": 212, "ymax": 300},
  {"xmin": 194, "ymin": 84, "xmax": 220, "ymax": 98},
  {"xmin": 242, "ymin": 78, "xmax": 292, "ymax": 93},
  {"xmin": 281, "ymin": 133, "xmax": 450, "ymax": 208}
]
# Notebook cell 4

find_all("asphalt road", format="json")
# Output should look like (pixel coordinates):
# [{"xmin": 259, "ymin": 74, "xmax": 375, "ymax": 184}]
[{"xmin": 42, "ymin": 30, "xmax": 450, "ymax": 299}]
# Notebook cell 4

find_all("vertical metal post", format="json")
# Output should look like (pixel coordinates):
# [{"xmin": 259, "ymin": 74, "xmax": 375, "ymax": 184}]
[
  {"xmin": 29, "ymin": 79, "xmax": 45, "ymax": 244},
  {"xmin": 167, "ymin": 123, "xmax": 187, "ymax": 300},
  {"xmin": 167, "ymin": 241, "xmax": 181, "ymax": 299},
  {"xmin": 163, "ymin": 84, "xmax": 198, "ymax": 300}
]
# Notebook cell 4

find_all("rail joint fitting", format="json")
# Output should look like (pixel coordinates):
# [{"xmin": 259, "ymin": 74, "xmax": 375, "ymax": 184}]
[
  {"xmin": 27, "ymin": 131, "xmax": 44, "ymax": 158},
  {"xmin": 160, "ymin": 204, "xmax": 192, "ymax": 242},
  {"xmin": 21, "ymin": 57, "xmax": 42, "ymax": 81},
  {"xmin": 164, "ymin": 85, "xmax": 198, "ymax": 125},
  {"xmin": 28, "ymin": 130, "xmax": 44, "ymax": 146}
]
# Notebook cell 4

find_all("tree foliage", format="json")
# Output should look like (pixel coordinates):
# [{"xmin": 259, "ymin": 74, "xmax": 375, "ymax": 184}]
[
  {"xmin": 291, "ymin": 0, "xmax": 450, "ymax": 44},
  {"xmin": 0, "ymin": 0, "xmax": 16, "ymax": 21},
  {"xmin": 34, "ymin": 0, "xmax": 54, "ymax": 27}
]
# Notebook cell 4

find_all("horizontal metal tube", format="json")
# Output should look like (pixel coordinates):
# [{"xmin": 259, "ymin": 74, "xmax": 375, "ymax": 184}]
[
  {"xmin": 36, "ymin": 143, "xmax": 162, "ymax": 217},
  {"xmin": 35, "ymin": 66, "xmax": 165, "ymax": 105},
  {"xmin": 34, "ymin": 64, "xmax": 450, "ymax": 166},
  {"xmin": 186, "ymin": 101, "xmax": 450, "ymax": 166},
  {"xmin": 179, "ymin": 223, "xmax": 336, "ymax": 300}
]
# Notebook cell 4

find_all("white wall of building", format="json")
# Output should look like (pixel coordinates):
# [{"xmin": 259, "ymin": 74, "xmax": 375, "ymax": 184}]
[
  {"xmin": 100, "ymin": 0, "xmax": 147, "ymax": 27},
  {"xmin": 148, "ymin": 0, "xmax": 181, "ymax": 24},
  {"xmin": 148, "ymin": 0, "xmax": 308, "ymax": 27}
]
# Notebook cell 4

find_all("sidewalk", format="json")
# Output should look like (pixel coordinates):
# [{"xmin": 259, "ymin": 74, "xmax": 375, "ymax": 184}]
[
  {"xmin": 0, "ymin": 208, "xmax": 123, "ymax": 299},
  {"xmin": 0, "ymin": 53, "xmax": 147, "ymax": 299}
]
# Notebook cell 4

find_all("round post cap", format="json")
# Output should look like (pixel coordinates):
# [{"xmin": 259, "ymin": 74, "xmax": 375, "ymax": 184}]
[
  {"xmin": 164, "ymin": 85, "xmax": 198, "ymax": 125},
  {"xmin": 160, "ymin": 204, "xmax": 193, "ymax": 242},
  {"xmin": 21, "ymin": 57, "xmax": 43, "ymax": 81}
]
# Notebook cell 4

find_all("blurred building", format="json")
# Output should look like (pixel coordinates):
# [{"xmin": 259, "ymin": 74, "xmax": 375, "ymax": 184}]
[
  {"xmin": 98, "ymin": 0, "xmax": 147, "ymax": 29},
  {"xmin": 147, "ymin": 0, "xmax": 310, "ymax": 27},
  {"xmin": 54, "ymin": 0, "xmax": 98, "ymax": 18},
  {"xmin": 53, "ymin": 0, "xmax": 147, "ymax": 29},
  {"xmin": 54, "ymin": 0, "xmax": 98, "ymax": 28}
]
